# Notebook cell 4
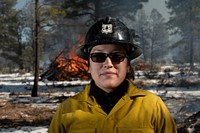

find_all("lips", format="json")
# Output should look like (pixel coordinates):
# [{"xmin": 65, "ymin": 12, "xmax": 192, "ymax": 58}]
[{"xmin": 101, "ymin": 71, "xmax": 117, "ymax": 76}]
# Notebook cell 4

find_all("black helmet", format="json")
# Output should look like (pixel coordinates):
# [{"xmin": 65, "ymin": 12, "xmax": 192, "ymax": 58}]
[{"xmin": 76, "ymin": 16, "xmax": 142, "ymax": 60}]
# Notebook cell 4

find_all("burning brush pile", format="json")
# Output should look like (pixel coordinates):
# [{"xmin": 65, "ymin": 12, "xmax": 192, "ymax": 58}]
[{"xmin": 41, "ymin": 38, "xmax": 91, "ymax": 81}]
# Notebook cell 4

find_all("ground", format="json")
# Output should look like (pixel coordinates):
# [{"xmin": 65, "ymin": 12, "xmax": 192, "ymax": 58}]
[
  {"xmin": 0, "ymin": 73, "xmax": 200, "ymax": 132},
  {"xmin": 0, "ymin": 93, "xmax": 56, "ymax": 128},
  {"xmin": 0, "ymin": 103, "xmax": 53, "ymax": 127},
  {"xmin": 0, "ymin": 91, "xmax": 73, "ymax": 132},
  {"xmin": 0, "ymin": 87, "xmax": 200, "ymax": 132}
]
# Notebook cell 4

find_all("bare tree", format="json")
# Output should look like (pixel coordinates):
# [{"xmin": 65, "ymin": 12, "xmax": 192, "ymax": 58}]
[{"xmin": 32, "ymin": 0, "xmax": 40, "ymax": 97}]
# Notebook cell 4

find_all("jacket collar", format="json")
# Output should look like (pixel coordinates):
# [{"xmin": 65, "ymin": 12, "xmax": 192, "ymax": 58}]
[
  {"xmin": 126, "ymin": 80, "xmax": 146, "ymax": 98},
  {"xmin": 77, "ymin": 79, "xmax": 146, "ymax": 105},
  {"xmin": 89, "ymin": 80, "xmax": 128, "ymax": 114}
]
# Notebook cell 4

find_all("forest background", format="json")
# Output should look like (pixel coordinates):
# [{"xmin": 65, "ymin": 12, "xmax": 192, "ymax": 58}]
[
  {"xmin": 0, "ymin": 0, "xmax": 200, "ymax": 132},
  {"xmin": 1, "ymin": 0, "xmax": 200, "ymax": 73}
]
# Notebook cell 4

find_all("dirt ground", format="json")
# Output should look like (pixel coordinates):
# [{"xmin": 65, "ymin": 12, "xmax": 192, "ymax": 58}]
[
  {"xmin": 0, "ymin": 91, "xmax": 200, "ymax": 132},
  {"xmin": 0, "ymin": 102, "xmax": 53, "ymax": 128},
  {"xmin": 0, "ymin": 92, "xmax": 67, "ymax": 128}
]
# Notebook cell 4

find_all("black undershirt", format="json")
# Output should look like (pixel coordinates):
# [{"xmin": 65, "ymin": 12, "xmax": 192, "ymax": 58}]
[{"xmin": 90, "ymin": 80, "xmax": 128, "ymax": 114}]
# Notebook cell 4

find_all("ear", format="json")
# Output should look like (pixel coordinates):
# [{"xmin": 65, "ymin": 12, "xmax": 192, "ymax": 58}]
[{"xmin": 127, "ymin": 65, "xmax": 131, "ymax": 73}]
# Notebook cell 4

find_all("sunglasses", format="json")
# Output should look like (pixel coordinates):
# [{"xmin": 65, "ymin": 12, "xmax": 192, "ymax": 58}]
[{"xmin": 89, "ymin": 52, "xmax": 128, "ymax": 63}]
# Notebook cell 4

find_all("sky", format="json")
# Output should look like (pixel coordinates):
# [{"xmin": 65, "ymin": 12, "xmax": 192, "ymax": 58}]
[
  {"xmin": 15, "ymin": 0, "xmax": 28, "ymax": 9},
  {"xmin": 16, "ymin": 0, "xmax": 170, "ymax": 20},
  {"xmin": 143, "ymin": 0, "xmax": 170, "ymax": 20}
]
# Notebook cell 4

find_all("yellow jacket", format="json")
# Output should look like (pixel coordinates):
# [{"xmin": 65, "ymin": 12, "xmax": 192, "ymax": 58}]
[{"xmin": 48, "ymin": 80, "xmax": 177, "ymax": 133}]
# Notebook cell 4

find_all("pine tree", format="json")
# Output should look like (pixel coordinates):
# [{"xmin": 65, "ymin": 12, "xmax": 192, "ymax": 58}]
[
  {"xmin": 0, "ymin": 0, "xmax": 21, "ymax": 70},
  {"xmin": 166, "ymin": 0, "xmax": 200, "ymax": 69},
  {"xmin": 134, "ymin": 9, "xmax": 169, "ymax": 66},
  {"xmin": 148, "ymin": 9, "xmax": 169, "ymax": 65}
]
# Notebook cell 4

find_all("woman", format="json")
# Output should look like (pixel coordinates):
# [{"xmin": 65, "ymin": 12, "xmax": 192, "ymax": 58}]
[{"xmin": 48, "ymin": 16, "xmax": 177, "ymax": 133}]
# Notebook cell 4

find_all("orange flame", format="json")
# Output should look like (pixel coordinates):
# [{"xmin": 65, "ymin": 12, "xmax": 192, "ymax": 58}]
[{"xmin": 53, "ymin": 35, "xmax": 90, "ymax": 81}]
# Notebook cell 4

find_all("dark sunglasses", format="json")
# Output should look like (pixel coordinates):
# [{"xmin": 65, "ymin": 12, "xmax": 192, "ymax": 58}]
[{"xmin": 89, "ymin": 52, "xmax": 128, "ymax": 63}]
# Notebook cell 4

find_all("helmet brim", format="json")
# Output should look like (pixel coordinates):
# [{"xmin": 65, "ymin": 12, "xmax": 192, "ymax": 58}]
[{"xmin": 76, "ymin": 42, "xmax": 142, "ymax": 60}]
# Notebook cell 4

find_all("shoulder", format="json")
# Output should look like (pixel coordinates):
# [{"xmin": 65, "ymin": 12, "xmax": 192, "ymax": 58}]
[
  {"xmin": 59, "ymin": 85, "xmax": 91, "ymax": 110},
  {"xmin": 127, "ymin": 80, "xmax": 169, "ymax": 112},
  {"xmin": 128, "ymin": 80, "xmax": 158, "ymax": 97},
  {"xmin": 127, "ymin": 80, "xmax": 162, "ymax": 104}
]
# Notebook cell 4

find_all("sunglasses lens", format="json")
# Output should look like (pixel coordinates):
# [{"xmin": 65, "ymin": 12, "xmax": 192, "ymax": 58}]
[
  {"xmin": 90, "ymin": 53, "xmax": 107, "ymax": 62},
  {"xmin": 90, "ymin": 53, "xmax": 127, "ymax": 63},
  {"xmin": 109, "ymin": 53, "xmax": 125, "ymax": 63}
]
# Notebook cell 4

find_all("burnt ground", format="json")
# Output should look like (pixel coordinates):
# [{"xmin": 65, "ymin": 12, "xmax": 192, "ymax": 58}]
[
  {"xmin": 0, "ymin": 102, "xmax": 53, "ymax": 128},
  {"xmin": 0, "ymin": 90, "xmax": 200, "ymax": 132},
  {"xmin": 0, "ymin": 92, "xmax": 68, "ymax": 128}
]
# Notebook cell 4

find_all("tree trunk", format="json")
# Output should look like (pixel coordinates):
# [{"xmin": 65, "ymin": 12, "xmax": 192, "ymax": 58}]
[
  {"xmin": 189, "ymin": 35, "xmax": 194, "ymax": 70},
  {"xmin": 189, "ymin": 4, "xmax": 194, "ymax": 71},
  {"xmin": 32, "ymin": 0, "xmax": 40, "ymax": 97}
]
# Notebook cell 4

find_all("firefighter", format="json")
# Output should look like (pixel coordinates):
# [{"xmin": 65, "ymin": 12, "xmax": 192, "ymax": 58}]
[{"xmin": 48, "ymin": 16, "xmax": 177, "ymax": 133}]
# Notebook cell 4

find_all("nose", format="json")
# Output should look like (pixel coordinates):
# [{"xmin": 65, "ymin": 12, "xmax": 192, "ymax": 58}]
[{"xmin": 103, "ymin": 57, "xmax": 113, "ymax": 68}]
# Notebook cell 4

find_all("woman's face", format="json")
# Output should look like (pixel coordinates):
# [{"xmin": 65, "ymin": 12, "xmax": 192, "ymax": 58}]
[{"xmin": 89, "ymin": 44, "xmax": 130, "ymax": 92}]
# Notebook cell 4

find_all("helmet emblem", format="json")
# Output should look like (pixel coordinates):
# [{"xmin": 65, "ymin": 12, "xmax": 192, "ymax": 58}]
[{"xmin": 101, "ymin": 24, "xmax": 113, "ymax": 34}]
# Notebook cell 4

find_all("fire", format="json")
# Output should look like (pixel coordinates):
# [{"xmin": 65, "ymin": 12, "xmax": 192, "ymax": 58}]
[{"xmin": 41, "ymin": 36, "xmax": 90, "ymax": 81}]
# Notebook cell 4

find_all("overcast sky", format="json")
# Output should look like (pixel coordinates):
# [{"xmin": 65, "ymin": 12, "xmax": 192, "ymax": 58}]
[
  {"xmin": 143, "ymin": 0, "xmax": 170, "ymax": 20},
  {"xmin": 16, "ymin": 0, "xmax": 170, "ymax": 20}
]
